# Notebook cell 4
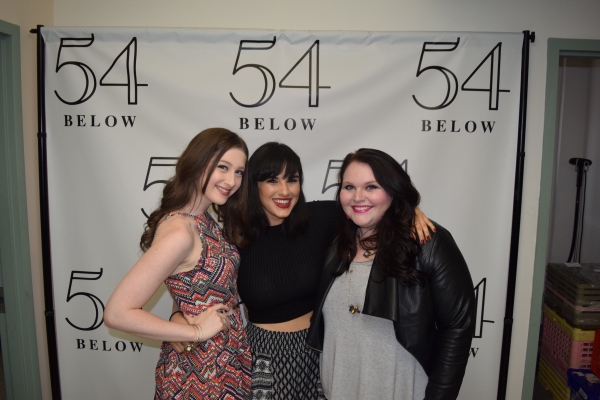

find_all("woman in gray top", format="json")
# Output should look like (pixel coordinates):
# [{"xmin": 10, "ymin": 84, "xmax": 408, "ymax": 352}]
[{"xmin": 307, "ymin": 148, "xmax": 476, "ymax": 400}]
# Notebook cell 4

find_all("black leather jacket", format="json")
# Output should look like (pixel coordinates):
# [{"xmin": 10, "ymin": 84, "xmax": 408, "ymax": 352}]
[{"xmin": 306, "ymin": 222, "xmax": 475, "ymax": 400}]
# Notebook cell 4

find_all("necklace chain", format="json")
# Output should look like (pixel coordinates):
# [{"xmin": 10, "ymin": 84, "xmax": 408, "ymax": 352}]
[
  {"xmin": 348, "ymin": 266, "xmax": 360, "ymax": 314},
  {"xmin": 347, "ymin": 261, "xmax": 370, "ymax": 314},
  {"xmin": 349, "ymin": 243, "xmax": 373, "ymax": 314}
]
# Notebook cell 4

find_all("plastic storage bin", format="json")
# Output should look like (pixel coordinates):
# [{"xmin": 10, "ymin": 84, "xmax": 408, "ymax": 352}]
[
  {"xmin": 591, "ymin": 330, "xmax": 600, "ymax": 378},
  {"xmin": 568, "ymin": 369, "xmax": 600, "ymax": 400},
  {"xmin": 545, "ymin": 285, "xmax": 600, "ymax": 330},
  {"xmin": 540, "ymin": 352, "xmax": 568, "ymax": 384},
  {"xmin": 537, "ymin": 356, "xmax": 570, "ymax": 400},
  {"xmin": 546, "ymin": 263, "xmax": 600, "ymax": 306},
  {"xmin": 541, "ymin": 305, "xmax": 594, "ymax": 377}
]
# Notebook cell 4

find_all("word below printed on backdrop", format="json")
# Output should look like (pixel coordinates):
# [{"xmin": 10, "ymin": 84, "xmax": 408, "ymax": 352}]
[
  {"xmin": 64, "ymin": 115, "xmax": 137, "ymax": 128},
  {"xmin": 76, "ymin": 338, "xmax": 143, "ymax": 353},
  {"xmin": 239, "ymin": 117, "xmax": 316, "ymax": 131},
  {"xmin": 421, "ymin": 119, "xmax": 496, "ymax": 133}
]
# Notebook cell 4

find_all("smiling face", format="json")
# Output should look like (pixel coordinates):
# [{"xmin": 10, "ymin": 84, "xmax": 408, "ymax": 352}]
[
  {"xmin": 197, "ymin": 147, "xmax": 247, "ymax": 212},
  {"xmin": 340, "ymin": 161, "xmax": 393, "ymax": 237},
  {"xmin": 257, "ymin": 169, "xmax": 301, "ymax": 226}
]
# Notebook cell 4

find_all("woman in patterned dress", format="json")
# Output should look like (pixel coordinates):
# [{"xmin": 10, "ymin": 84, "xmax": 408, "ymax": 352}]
[{"xmin": 105, "ymin": 128, "xmax": 252, "ymax": 399}]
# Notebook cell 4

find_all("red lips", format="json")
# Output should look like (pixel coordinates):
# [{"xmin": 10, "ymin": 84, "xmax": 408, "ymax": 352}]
[{"xmin": 273, "ymin": 199, "xmax": 292, "ymax": 209}]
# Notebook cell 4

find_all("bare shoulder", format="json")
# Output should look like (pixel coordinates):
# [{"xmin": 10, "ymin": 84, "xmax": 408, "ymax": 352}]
[{"xmin": 151, "ymin": 214, "xmax": 196, "ymax": 255}]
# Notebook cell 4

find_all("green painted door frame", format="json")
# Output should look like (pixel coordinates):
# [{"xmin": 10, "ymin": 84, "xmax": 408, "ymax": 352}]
[
  {"xmin": 522, "ymin": 39, "xmax": 600, "ymax": 400},
  {"xmin": 0, "ymin": 19, "xmax": 43, "ymax": 400}
]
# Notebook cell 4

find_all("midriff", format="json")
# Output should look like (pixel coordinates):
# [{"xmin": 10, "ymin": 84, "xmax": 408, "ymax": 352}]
[{"xmin": 253, "ymin": 311, "xmax": 313, "ymax": 332}]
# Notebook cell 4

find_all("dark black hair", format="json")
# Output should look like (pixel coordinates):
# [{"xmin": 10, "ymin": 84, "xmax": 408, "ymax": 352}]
[
  {"xmin": 239, "ymin": 142, "xmax": 309, "ymax": 245},
  {"xmin": 334, "ymin": 148, "xmax": 426, "ymax": 286}
]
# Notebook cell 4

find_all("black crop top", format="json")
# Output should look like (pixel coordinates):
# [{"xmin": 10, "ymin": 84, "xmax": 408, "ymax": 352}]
[{"xmin": 237, "ymin": 201, "xmax": 338, "ymax": 324}]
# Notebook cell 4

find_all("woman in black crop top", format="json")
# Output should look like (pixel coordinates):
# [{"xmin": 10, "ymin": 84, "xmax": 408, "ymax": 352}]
[
  {"xmin": 236, "ymin": 143, "xmax": 338, "ymax": 400},
  {"xmin": 171, "ymin": 142, "xmax": 434, "ymax": 400}
]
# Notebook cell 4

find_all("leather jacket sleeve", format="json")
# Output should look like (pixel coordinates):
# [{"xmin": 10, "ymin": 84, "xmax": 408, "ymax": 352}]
[{"xmin": 419, "ymin": 226, "xmax": 475, "ymax": 400}]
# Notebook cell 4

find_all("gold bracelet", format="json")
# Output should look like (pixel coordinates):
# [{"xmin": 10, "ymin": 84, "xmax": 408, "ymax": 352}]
[
  {"xmin": 192, "ymin": 324, "xmax": 199, "ymax": 342},
  {"xmin": 193, "ymin": 324, "xmax": 203, "ymax": 342},
  {"xmin": 183, "ymin": 324, "xmax": 205, "ymax": 354},
  {"xmin": 184, "ymin": 325, "xmax": 199, "ymax": 354}
]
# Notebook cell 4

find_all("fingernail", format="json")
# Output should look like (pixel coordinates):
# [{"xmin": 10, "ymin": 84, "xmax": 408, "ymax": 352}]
[
  {"xmin": 426, "ymin": 236, "xmax": 431, "ymax": 241},
  {"xmin": 433, "ymin": 228, "xmax": 437, "ymax": 233},
  {"xmin": 420, "ymin": 239, "xmax": 425, "ymax": 244}
]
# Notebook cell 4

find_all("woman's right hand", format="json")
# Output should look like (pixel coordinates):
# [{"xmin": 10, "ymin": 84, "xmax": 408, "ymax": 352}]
[
  {"xmin": 170, "ymin": 303, "xmax": 232, "ymax": 353},
  {"xmin": 187, "ymin": 303, "xmax": 231, "ymax": 341}
]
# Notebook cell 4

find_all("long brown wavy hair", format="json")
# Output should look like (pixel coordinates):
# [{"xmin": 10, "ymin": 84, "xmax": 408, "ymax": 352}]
[
  {"xmin": 139, "ymin": 128, "xmax": 248, "ymax": 251},
  {"xmin": 334, "ymin": 148, "xmax": 426, "ymax": 286}
]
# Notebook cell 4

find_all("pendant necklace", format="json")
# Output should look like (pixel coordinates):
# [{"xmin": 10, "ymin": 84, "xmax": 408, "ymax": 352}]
[
  {"xmin": 349, "ymin": 242, "xmax": 374, "ymax": 314},
  {"xmin": 348, "ymin": 258, "xmax": 372, "ymax": 314},
  {"xmin": 348, "ymin": 266, "xmax": 361, "ymax": 314}
]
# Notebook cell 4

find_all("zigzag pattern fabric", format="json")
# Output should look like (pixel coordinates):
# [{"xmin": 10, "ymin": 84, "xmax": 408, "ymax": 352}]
[{"xmin": 155, "ymin": 212, "xmax": 252, "ymax": 399}]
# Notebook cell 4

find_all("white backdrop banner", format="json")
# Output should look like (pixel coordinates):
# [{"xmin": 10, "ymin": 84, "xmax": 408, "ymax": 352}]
[{"xmin": 42, "ymin": 27, "xmax": 523, "ymax": 399}]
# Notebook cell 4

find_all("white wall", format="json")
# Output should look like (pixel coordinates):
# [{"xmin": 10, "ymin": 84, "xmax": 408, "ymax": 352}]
[
  {"xmin": 6, "ymin": 0, "xmax": 600, "ymax": 398},
  {"xmin": 582, "ymin": 60, "xmax": 600, "ymax": 261},
  {"xmin": 548, "ymin": 58, "xmax": 600, "ymax": 263}
]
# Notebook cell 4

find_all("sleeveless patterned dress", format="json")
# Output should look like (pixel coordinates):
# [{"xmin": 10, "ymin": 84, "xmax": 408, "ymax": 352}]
[{"xmin": 155, "ymin": 212, "xmax": 252, "ymax": 399}]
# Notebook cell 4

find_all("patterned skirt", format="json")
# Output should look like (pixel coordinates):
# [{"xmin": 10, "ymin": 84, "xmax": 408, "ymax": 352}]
[
  {"xmin": 247, "ymin": 324, "xmax": 326, "ymax": 400},
  {"xmin": 155, "ymin": 330, "xmax": 252, "ymax": 399}
]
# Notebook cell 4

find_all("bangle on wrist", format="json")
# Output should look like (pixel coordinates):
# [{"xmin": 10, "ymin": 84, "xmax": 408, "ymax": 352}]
[
  {"xmin": 193, "ymin": 324, "xmax": 203, "ymax": 342},
  {"xmin": 169, "ymin": 310, "xmax": 183, "ymax": 321},
  {"xmin": 184, "ymin": 325, "xmax": 199, "ymax": 354},
  {"xmin": 183, "ymin": 324, "xmax": 203, "ymax": 354}
]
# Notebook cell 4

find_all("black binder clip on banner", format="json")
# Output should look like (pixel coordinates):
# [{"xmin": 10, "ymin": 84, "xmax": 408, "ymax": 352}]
[{"xmin": 567, "ymin": 157, "xmax": 592, "ymax": 263}]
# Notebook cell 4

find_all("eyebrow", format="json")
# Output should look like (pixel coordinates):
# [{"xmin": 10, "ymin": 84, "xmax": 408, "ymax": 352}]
[
  {"xmin": 218, "ymin": 159, "xmax": 245, "ymax": 170},
  {"xmin": 342, "ymin": 180, "xmax": 378, "ymax": 185}
]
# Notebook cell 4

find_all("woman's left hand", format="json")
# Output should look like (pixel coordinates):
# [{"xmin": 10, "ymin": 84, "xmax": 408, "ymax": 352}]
[{"xmin": 414, "ymin": 207, "xmax": 436, "ymax": 244}]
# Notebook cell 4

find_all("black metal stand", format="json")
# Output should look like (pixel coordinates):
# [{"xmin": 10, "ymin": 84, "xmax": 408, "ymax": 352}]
[
  {"xmin": 567, "ymin": 158, "xmax": 592, "ymax": 263},
  {"xmin": 30, "ymin": 25, "xmax": 62, "ymax": 400},
  {"xmin": 496, "ymin": 30, "xmax": 535, "ymax": 400}
]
